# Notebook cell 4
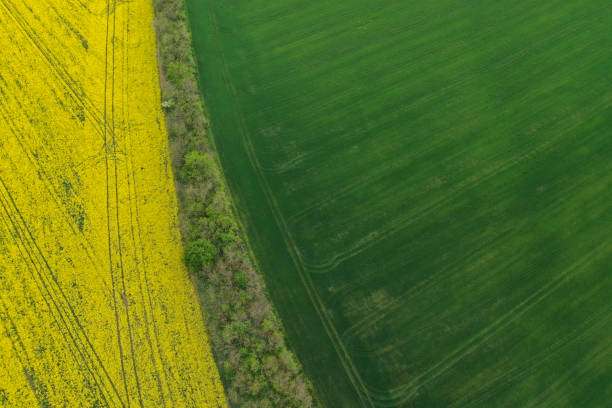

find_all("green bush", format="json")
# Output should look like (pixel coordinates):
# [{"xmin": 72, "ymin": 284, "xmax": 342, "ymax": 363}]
[
  {"xmin": 185, "ymin": 238, "xmax": 217, "ymax": 272},
  {"xmin": 180, "ymin": 150, "xmax": 215, "ymax": 182},
  {"xmin": 233, "ymin": 271, "xmax": 248, "ymax": 289}
]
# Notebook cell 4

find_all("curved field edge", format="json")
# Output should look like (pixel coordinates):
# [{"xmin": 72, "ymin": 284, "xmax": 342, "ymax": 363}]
[
  {"xmin": 179, "ymin": 1, "xmax": 612, "ymax": 407},
  {"xmin": 152, "ymin": 1, "xmax": 317, "ymax": 407}
]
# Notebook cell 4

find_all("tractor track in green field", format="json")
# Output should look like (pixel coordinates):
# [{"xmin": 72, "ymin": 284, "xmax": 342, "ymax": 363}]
[
  {"xmin": 188, "ymin": 0, "xmax": 612, "ymax": 405},
  {"xmin": 206, "ymin": 2, "xmax": 375, "ymax": 406}
]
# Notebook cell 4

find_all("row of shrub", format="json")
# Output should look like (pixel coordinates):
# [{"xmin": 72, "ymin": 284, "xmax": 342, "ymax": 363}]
[{"xmin": 152, "ymin": 1, "xmax": 316, "ymax": 407}]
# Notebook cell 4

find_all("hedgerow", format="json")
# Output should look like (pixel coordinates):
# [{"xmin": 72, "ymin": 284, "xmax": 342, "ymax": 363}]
[{"xmin": 152, "ymin": 1, "xmax": 316, "ymax": 406}]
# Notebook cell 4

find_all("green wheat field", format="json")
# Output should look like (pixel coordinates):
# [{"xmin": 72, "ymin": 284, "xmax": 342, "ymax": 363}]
[{"xmin": 186, "ymin": 0, "xmax": 612, "ymax": 406}]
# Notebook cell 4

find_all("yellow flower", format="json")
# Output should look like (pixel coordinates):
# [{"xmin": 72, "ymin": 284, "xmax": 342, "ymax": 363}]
[{"xmin": 0, "ymin": 0, "xmax": 227, "ymax": 406}]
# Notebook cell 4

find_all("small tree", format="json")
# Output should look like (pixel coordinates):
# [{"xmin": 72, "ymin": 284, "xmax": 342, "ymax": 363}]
[
  {"xmin": 184, "ymin": 238, "xmax": 217, "ymax": 272},
  {"xmin": 180, "ymin": 150, "xmax": 215, "ymax": 182}
]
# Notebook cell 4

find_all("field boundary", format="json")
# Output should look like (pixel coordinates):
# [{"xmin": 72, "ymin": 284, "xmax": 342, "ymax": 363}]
[
  {"xmin": 151, "ymin": 1, "xmax": 317, "ymax": 406},
  {"xmin": 200, "ymin": 1, "xmax": 374, "ymax": 406}
]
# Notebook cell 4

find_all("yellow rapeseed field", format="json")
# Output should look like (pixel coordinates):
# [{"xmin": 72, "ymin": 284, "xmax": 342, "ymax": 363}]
[{"xmin": 0, "ymin": 0, "xmax": 227, "ymax": 406}]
